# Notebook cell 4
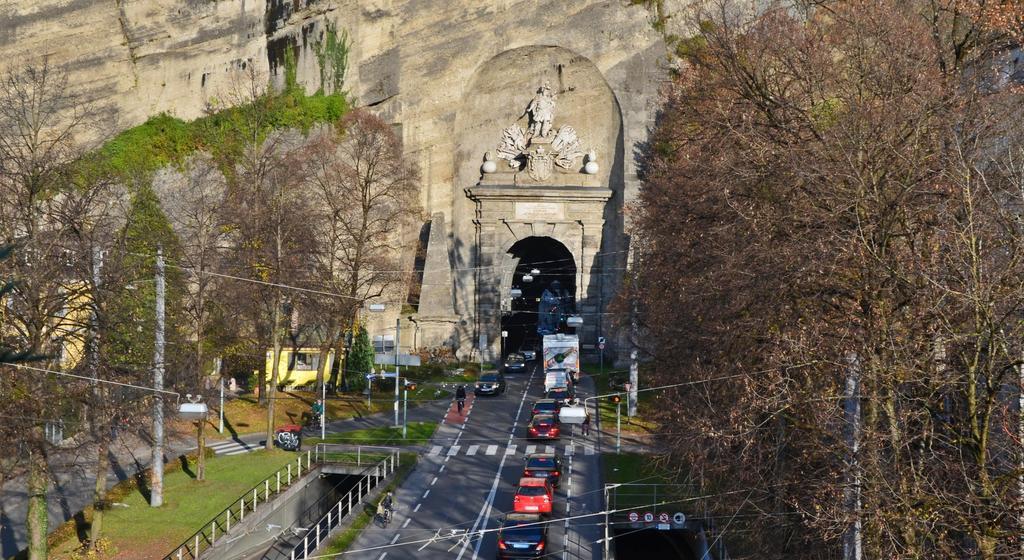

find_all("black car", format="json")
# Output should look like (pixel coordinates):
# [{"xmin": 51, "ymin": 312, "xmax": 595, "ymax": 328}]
[
  {"xmin": 474, "ymin": 372, "xmax": 507, "ymax": 396},
  {"xmin": 531, "ymin": 398, "xmax": 561, "ymax": 417},
  {"xmin": 523, "ymin": 453, "xmax": 563, "ymax": 487},
  {"xmin": 504, "ymin": 352, "xmax": 527, "ymax": 373},
  {"xmin": 497, "ymin": 513, "xmax": 548, "ymax": 559},
  {"xmin": 545, "ymin": 386, "xmax": 575, "ymax": 404}
]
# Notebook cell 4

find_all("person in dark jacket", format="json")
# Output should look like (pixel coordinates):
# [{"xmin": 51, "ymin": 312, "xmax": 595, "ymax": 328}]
[{"xmin": 456, "ymin": 385, "xmax": 467, "ymax": 414}]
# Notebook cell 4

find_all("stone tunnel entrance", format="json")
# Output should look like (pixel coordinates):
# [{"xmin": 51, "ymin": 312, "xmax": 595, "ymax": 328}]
[{"xmin": 502, "ymin": 236, "xmax": 577, "ymax": 358}]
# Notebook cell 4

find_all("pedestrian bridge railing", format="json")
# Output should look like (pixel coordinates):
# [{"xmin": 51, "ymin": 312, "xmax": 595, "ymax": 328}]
[
  {"xmin": 163, "ymin": 445, "xmax": 399, "ymax": 560},
  {"xmin": 283, "ymin": 446, "xmax": 401, "ymax": 560}
]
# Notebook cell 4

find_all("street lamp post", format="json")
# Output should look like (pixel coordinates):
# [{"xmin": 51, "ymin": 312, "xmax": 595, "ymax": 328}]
[{"xmin": 394, "ymin": 318, "xmax": 401, "ymax": 429}]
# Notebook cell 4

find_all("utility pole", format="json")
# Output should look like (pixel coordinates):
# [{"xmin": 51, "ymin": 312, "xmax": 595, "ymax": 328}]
[
  {"xmin": 628, "ymin": 258, "xmax": 639, "ymax": 418},
  {"xmin": 1018, "ymin": 349, "xmax": 1023, "ymax": 559},
  {"xmin": 216, "ymin": 357, "xmax": 224, "ymax": 434},
  {"xmin": 150, "ymin": 247, "xmax": 166, "ymax": 508},
  {"xmin": 394, "ymin": 317, "xmax": 401, "ymax": 428},
  {"xmin": 843, "ymin": 353, "xmax": 862, "ymax": 560}
]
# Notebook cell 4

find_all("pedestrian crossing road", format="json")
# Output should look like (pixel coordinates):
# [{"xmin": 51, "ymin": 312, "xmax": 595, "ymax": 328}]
[{"xmin": 427, "ymin": 442, "xmax": 595, "ymax": 457}]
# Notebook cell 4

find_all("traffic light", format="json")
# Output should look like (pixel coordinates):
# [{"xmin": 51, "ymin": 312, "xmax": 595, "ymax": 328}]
[{"xmin": 609, "ymin": 394, "xmax": 622, "ymax": 404}]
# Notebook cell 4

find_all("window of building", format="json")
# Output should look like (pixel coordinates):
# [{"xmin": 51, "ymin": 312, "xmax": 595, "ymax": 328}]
[{"xmin": 291, "ymin": 352, "xmax": 320, "ymax": 371}]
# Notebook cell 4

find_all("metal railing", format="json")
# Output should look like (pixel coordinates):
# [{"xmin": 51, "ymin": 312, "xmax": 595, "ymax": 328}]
[
  {"xmin": 164, "ymin": 445, "xmax": 397, "ymax": 560},
  {"xmin": 284, "ymin": 447, "xmax": 401, "ymax": 560}
]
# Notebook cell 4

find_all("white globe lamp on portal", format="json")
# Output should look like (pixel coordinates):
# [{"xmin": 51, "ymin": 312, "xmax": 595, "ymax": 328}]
[
  {"xmin": 482, "ymin": 151, "xmax": 498, "ymax": 174},
  {"xmin": 584, "ymin": 149, "xmax": 599, "ymax": 175}
]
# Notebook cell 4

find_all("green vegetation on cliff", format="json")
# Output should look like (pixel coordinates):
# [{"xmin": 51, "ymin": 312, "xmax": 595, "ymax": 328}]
[{"xmin": 99, "ymin": 89, "xmax": 347, "ymax": 180}]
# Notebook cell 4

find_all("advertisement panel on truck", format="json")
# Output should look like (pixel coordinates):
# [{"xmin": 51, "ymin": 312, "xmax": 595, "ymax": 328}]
[{"xmin": 542, "ymin": 334, "xmax": 579, "ymax": 390}]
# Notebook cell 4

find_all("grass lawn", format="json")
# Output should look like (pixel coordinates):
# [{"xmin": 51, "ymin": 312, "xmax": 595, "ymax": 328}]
[
  {"xmin": 309, "ymin": 421, "xmax": 438, "ymax": 446},
  {"xmin": 582, "ymin": 363, "xmax": 659, "ymax": 434},
  {"xmin": 182, "ymin": 391, "xmax": 393, "ymax": 438},
  {"xmin": 319, "ymin": 453, "xmax": 418, "ymax": 555},
  {"xmin": 52, "ymin": 449, "xmax": 296, "ymax": 560},
  {"xmin": 602, "ymin": 452, "xmax": 692, "ymax": 511}
]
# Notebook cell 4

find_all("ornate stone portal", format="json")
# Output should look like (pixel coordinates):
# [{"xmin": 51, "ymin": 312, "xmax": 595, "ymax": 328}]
[{"xmin": 466, "ymin": 84, "xmax": 612, "ymax": 358}]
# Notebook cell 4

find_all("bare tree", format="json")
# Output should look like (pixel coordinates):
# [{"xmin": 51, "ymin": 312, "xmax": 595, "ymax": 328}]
[
  {"xmin": 153, "ymin": 154, "xmax": 227, "ymax": 481},
  {"xmin": 0, "ymin": 61, "xmax": 110, "ymax": 560},
  {"xmin": 632, "ymin": 1, "xmax": 1024, "ymax": 557},
  {"xmin": 304, "ymin": 111, "xmax": 421, "ymax": 392}
]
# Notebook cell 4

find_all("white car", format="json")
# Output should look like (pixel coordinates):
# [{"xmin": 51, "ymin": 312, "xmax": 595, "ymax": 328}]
[{"xmin": 521, "ymin": 348, "xmax": 537, "ymax": 361}]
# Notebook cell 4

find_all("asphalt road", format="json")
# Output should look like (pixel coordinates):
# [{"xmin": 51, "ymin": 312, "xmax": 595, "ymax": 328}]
[{"xmin": 348, "ymin": 361, "xmax": 605, "ymax": 560}]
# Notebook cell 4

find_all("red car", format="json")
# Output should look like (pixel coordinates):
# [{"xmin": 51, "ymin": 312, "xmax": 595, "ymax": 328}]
[
  {"xmin": 513, "ymin": 477, "xmax": 554, "ymax": 515},
  {"xmin": 527, "ymin": 413, "xmax": 560, "ymax": 440}
]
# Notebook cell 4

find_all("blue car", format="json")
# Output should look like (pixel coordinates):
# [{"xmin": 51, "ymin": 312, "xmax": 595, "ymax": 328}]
[{"xmin": 504, "ymin": 352, "xmax": 527, "ymax": 373}]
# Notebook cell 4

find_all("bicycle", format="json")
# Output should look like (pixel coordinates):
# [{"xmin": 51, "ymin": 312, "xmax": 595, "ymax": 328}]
[
  {"xmin": 456, "ymin": 398, "xmax": 465, "ymax": 414},
  {"xmin": 375, "ymin": 505, "xmax": 393, "ymax": 528}
]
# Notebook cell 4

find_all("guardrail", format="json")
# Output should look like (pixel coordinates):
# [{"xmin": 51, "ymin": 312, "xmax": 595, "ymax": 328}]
[
  {"xmin": 284, "ymin": 446, "xmax": 401, "ymax": 560},
  {"xmin": 163, "ymin": 445, "xmax": 398, "ymax": 560}
]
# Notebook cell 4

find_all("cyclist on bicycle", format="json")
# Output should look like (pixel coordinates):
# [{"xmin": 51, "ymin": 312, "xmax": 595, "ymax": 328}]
[
  {"xmin": 376, "ymin": 499, "xmax": 389, "ymax": 527},
  {"xmin": 455, "ymin": 385, "xmax": 467, "ymax": 415},
  {"xmin": 310, "ymin": 399, "xmax": 324, "ymax": 428},
  {"xmin": 383, "ymin": 492, "xmax": 394, "ymax": 519}
]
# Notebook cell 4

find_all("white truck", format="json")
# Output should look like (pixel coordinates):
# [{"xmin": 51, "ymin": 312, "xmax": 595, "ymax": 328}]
[{"xmin": 542, "ymin": 333, "xmax": 579, "ymax": 391}]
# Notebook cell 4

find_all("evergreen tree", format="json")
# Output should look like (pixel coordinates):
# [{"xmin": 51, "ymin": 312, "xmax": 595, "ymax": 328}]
[{"xmin": 347, "ymin": 325, "xmax": 373, "ymax": 392}]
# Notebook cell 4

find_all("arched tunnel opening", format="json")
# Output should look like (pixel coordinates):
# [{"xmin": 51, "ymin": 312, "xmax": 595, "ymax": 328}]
[{"xmin": 501, "ymin": 236, "xmax": 576, "ymax": 359}]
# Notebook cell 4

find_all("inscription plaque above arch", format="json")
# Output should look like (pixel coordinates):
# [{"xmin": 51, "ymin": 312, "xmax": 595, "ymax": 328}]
[{"xmin": 514, "ymin": 202, "xmax": 565, "ymax": 221}]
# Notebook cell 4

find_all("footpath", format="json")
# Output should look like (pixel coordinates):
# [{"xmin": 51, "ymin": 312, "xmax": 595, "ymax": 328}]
[{"xmin": 0, "ymin": 394, "xmax": 452, "ymax": 558}]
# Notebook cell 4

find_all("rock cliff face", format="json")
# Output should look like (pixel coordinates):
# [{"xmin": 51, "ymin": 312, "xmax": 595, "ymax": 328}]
[{"xmin": 0, "ymin": 0, "xmax": 672, "ymax": 356}]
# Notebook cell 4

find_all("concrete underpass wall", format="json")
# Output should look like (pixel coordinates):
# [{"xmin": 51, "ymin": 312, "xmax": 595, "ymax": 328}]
[{"xmin": 207, "ymin": 466, "xmax": 360, "ymax": 560}]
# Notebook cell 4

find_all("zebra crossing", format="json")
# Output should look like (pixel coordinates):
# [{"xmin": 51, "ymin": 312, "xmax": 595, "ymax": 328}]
[
  {"xmin": 426, "ymin": 443, "xmax": 595, "ymax": 458},
  {"xmin": 209, "ymin": 438, "xmax": 261, "ymax": 456}
]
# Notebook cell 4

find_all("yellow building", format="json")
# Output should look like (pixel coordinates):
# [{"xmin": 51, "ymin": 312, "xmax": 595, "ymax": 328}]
[
  {"xmin": 264, "ymin": 347, "xmax": 336, "ymax": 389},
  {"xmin": 1, "ymin": 280, "xmax": 91, "ymax": 371}
]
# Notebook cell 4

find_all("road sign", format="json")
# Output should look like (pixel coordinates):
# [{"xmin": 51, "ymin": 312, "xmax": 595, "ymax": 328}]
[
  {"xmin": 599, "ymin": 342, "xmax": 605, "ymax": 350},
  {"xmin": 374, "ymin": 353, "xmax": 422, "ymax": 366},
  {"xmin": 673, "ymin": 512, "xmax": 686, "ymax": 525},
  {"xmin": 628, "ymin": 512, "xmax": 639, "ymax": 523},
  {"xmin": 598, "ymin": 336, "xmax": 606, "ymax": 344},
  {"xmin": 501, "ymin": 330, "xmax": 508, "ymax": 338},
  {"xmin": 657, "ymin": 523, "xmax": 671, "ymax": 531},
  {"xmin": 643, "ymin": 512, "xmax": 654, "ymax": 523},
  {"xmin": 659, "ymin": 512, "xmax": 670, "ymax": 524}
]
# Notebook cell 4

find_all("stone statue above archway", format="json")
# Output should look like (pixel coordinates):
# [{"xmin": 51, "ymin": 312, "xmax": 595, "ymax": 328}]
[{"xmin": 485, "ymin": 83, "xmax": 597, "ymax": 184}]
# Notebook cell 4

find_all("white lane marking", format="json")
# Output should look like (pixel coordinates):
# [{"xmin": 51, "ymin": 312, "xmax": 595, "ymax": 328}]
[
  {"xmin": 585, "ymin": 445, "xmax": 595, "ymax": 455},
  {"xmin": 377, "ymin": 553, "xmax": 387, "ymax": 560},
  {"xmin": 545, "ymin": 445, "xmax": 555, "ymax": 454},
  {"xmin": 466, "ymin": 444, "xmax": 479, "ymax": 456},
  {"xmin": 505, "ymin": 444, "xmax": 517, "ymax": 455},
  {"xmin": 447, "ymin": 445, "xmax": 461, "ymax": 456},
  {"xmin": 525, "ymin": 445, "xmax": 537, "ymax": 454},
  {"xmin": 413, "ymin": 503, "xmax": 422, "ymax": 513},
  {"xmin": 486, "ymin": 445, "xmax": 498, "ymax": 455},
  {"xmin": 431, "ymin": 476, "xmax": 438, "ymax": 486},
  {"xmin": 461, "ymin": 367, "xmax": 537, "ymax": 560},
  {"xmin": 423, "ymin": 490, "xmax": 430, "ymax": 499},
  {"xmin": 565, "ymin": 443, "xmax": 575, "ymax": 457},
  {"xmin": 403, "ymin": 518, "xmax": 411, "ymax": 528},
  {"xmin": 391, "ymin": 533, "xmax": 401, "ymax": 544},
  {"xmin": 429, "ymin": 445, "xmax": 443, "ymax": 456},
  {"xmin": 563, "ymin": 449, "xmax": 575, "ymax": 560},
  {"xmin": 439, "ymin": 465, "xmax": 446, "ymax": 473}
]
